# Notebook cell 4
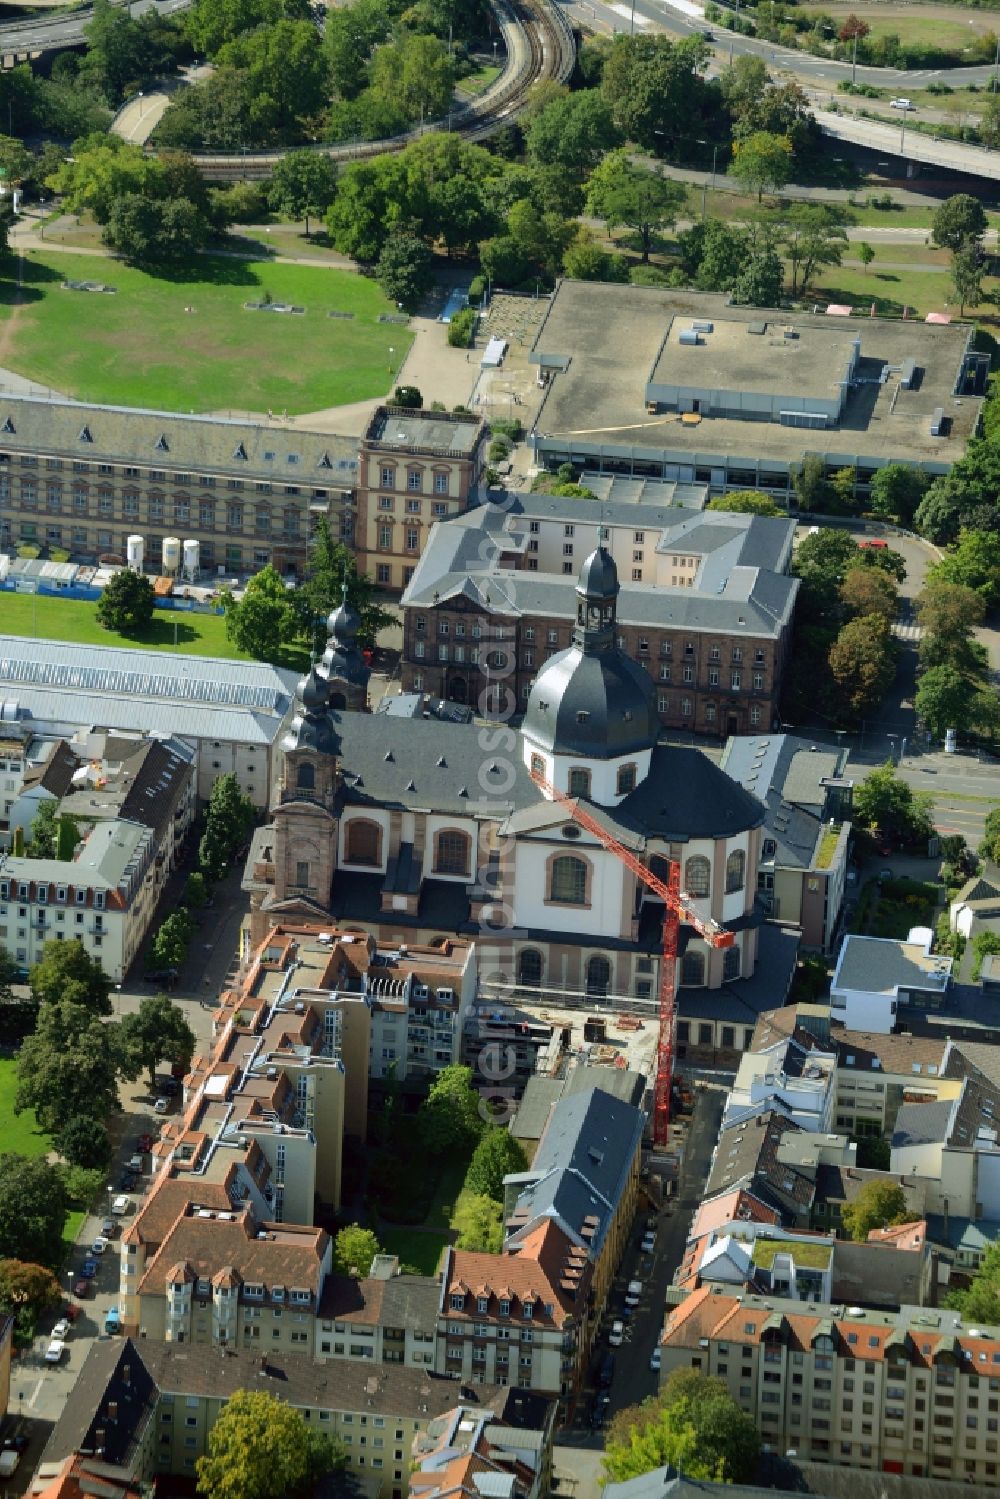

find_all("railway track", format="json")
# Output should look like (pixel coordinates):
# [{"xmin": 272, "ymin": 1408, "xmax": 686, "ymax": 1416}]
[{"xmin": 187, "ymin": 0, "xmax": 577, "ymax": 180}]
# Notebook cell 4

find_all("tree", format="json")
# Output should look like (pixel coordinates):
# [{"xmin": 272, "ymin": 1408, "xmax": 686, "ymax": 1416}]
[
  {"xmin": 840, "ymin": 565, "xmax": 897, "ymax": 623},
  {"xmin": 199, "ymin": 773, "xmax": 255, "ymax": 881},
  {"xmin": 841, "ymin": 1179, "xmax": 910, "ymax": 1241},
  {"xmin": 216, "ymin": 21, "xmax": 327, "ymax": 137},
  {"xmin": 782, "ymin": 203, "xmax": 850, "ymax": 296},
  {"xmin": 947, "ymin": 1237, "xmax": 1000, "ymax": 1323},
  {"xmin": 105, "ymin": 191, "xmax": 212, "ymax": 265},
  {"xmin": 731, "ymin": 131, "xmax": 792, "ymax": 201},
  {"xmin": 854, "ymin": 761, "xmax": 934, "ymax": 845},
  {"xmin": 691, "ymin": 218, "xmax": 747, "ymax": 293},
  {"xmin": 585, "ymin": 151, "xmax": 687, "ymax": 263},
  {"xmin": 223, "ymin": 564, "xmax": 297, "ymax": 661},
  {"xmin": 951, "ymin": 244, "xmax": 984, "ymax": 317},
  {"xmin": 868, "ymin": 464, "xmax": 928, "ymax": 526},
  {"xmin": 27, "ymin": 799, "xmax": 81, "ymax": 861},
  {"xmin": 299, "ymin": 518, "xmax": 394, "ymax": 649},
  {"xmin": 605, "ymin": 1371, "xmax": 759, "ymax": 1485},
  {"xmin": 453, "ymin": 1191, "xmax": 503, "ymax": 1252},
  {"xmin": 196, "ymin": 1389, "xmax": 346, "ymax": 1499},
  {"xmin": 706, "ymin": 490, "xmax": 782, "ymax": 516},
  {"xmin": 792, "ymin": 455, "xmax": 834, "ymax": 512},
  {"xmin": 418, "ymin": 1065, "xmax": 486, "ymax": 1153},
  {"xmin": 525, "ymin": 89, "xmax": 619, "ymax": 175},
  {"xmin": 96, "ymin": 568, "xmax": 155, "ymax": 635},
  {"xmin": 561, "ymin": 226, "xmax": 628, "ymax": 283},
  {"xmin": 151, "ymin": 911, "xmax": 194, "ymax": 971},
  {"xmin": 930, "ymin": 529, "xmax": 1000, "ymax": 608},
  {"xmin": 268, "ymin": 149, "xmax": 336, "ymax": 237},
  {"xmin": 29, "ymin": 938, "xmax": 111, "ymax": 1017},
  {"xmin": 332, "ymin": 1224, "xmax": 381, "ymax": 1277},
  {"xmin": 16, "ymin": 1001, "xmax": 123, "ymax": 1137},
  {"xmin": 56, "ymin": 1113, "xmax": 112, "ymax": 1170},
  {"xmin": 375, "ymin": 231, "xmax": 434, "ymax": 311},
  {"xmin": 0, "ymin": 945, "xmax": 37, "ymax": 1044},
  {"xmin": 915, "ymin": 664, "xmax": 976, "ymax": 740},
  {"xmin": 186, "ymin": 0, "xmax": 309, "ymax": 56},
  {"xmin": 916, "ymin": 580, "xmax": 986, "ymax": 672},
  {"xmin": 0, "ymin": 1259, "xmax": 61, "ymax": 1322},
  {"xmin": 932, "ymin": 193, "xmax": 988, "ymax": 254},
  {"xmin": 982, "ymin": 807, "xmax": 1000, "ymax": 864},
  {"xmin": 121, "ymin": 994, "xmax": 196, "ymax": 1092},
  {"xmin": 732, "ymin": 244, "xmax": 783, "ymax": 307},
  {"xmin": 858, "ymin": 240, "xmax": 875, "ymax": 273},
  {"xmin": 0, "ymin": 1155, "xmax": 67, "ymax": 1268},
  {"xmin": 393, "ymin": 385, "xmax": 422, "ymax": 409},
  {"xmin": 600, "ymin": 34, "xmax": 712, "ymax": 155},
  {"xmin": 184, "ymin": 871, "xmax": 210, "ymax": 909},
  {"xmin": 464, "ymin": 1128, "xmax": 528, "ymax": 1202},
  {"xmin": 47, "ymin": 137, "xmax": 161, "ymax": 224},
  {"xmin": 829, "ymin": 614, "xmax": 896, "ymax": 720}
]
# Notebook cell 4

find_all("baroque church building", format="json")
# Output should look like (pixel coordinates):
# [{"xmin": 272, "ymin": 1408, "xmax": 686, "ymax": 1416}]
[{"xmin": 245, "ymin": 553, "xmax": 766, "ymax": 1008}]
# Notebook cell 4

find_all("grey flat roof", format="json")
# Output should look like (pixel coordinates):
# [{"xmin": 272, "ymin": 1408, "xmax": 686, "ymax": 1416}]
[
  {"xmin": 365, "ymin": 406, "xmax": 481, "ymax": 455},
  {"xmin": 892, "ymin": 1098, "xmax": 955, "ymax": 1148},
  {"xmin": 531, "ymin": 282, "xmax": 981, "ymax": 469},
  {"xmin": 654, "ymin": 314, "xmax": 859, "ymax": 400},
  {"xmin": 834, "ymin": 936, "xmax": 951, "ymax": 996}
]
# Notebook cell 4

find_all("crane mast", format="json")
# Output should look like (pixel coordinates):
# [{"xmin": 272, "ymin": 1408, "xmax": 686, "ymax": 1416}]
[{"xmin": 528, "ymin": 768, "xmax": 733, "ymax": 1146}]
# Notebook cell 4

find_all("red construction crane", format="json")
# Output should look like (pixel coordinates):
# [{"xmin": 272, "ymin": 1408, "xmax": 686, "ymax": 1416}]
[{"xmin": 529, "ymin": 768, "xmax": 734, "ymax": 1146}]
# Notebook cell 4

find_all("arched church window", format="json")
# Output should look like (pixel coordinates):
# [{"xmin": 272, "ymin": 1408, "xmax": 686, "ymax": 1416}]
[
  {"xmin": 616, "ymin": 763, "xmax": 637, "ymax": 796},
  {"xmin": 518, "ymin": 949, "xmax": 543, "ymax": 988},
  {"xmin": 723, "ymin": 945, "xmax": 741, "ymax": 982},
  {"xmin": 681, "ymin": 951, "xmax": 705, "ymax": 986},
  {"xmin": 726, "ymin": 850, "xmax": 746, "ymax": 894},
  {"xmin": 586, "ymin": 954, "xmax": 611, "ymax": 997},
  {"xmin": 568, "ymin": 767, "xmax": 591, "ymax": 797},
  {"xmin": 549, "ymin": 855, "xmax": 588, "ymax": 905},
  {"xmin": 434, "ymin": 829, "xmax": 471, "ymax": 877},
  {"xmin": 684, "ymin": 856, "xmax": 710, "ymax": 898},
  {"xmin": 345, "ymin": 819, "xmax": 381, "ymax": 866}
]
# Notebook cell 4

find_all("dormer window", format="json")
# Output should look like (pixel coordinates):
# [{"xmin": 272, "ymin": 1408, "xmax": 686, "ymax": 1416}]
[
  {"xmin": 477, "ymin": 1296, "xmax": 488, "ymax": 1313},
  {"xmin": 271, "ymin": 1287, "xmax": 285, "ymax": 1302},
  {"xmin": 499, "ymin": 1298, "xmax": 510, "ymax": 1317},
  {"xmin": 450, "ymin": 1293, "xmax": 465, "ymax": 1311},
  {"xmin": 523, "ymin": 1300, "xmax": 534, "ymax": 1319}
]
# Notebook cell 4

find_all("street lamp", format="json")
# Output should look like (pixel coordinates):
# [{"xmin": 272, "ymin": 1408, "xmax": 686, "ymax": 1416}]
[{"xmin": 696, "ymin": 139, "xmax": 720, "ymax": 218}]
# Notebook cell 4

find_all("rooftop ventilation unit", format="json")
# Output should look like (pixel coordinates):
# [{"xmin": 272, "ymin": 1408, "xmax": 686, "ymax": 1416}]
[
  {"xmin": 692, "ymin": 320, "xmax": 714, "ymax": 333},
  {"xmin": 930, "ymin": 407, "xmax": 945, "ymax": 437},
  {"xmin": 678, "ymin": 329, "xmax": 701, "ymax": 347}
]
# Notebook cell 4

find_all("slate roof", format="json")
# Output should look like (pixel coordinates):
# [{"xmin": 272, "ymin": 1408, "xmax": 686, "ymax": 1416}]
[
  {"xmin": 678, "ymin": 922, "xmax": 800, "ymax": 1027},
  {"xmin": 505, "ymin": 1087, "xmax": 644, "ymax": 1257},
  {"xmin": 511, "ymin": 1067, "xmax": 646, "ymax": 1144},
  {"xmin": 703, "ymin": 1111, "xmax": 815, "ymax": 1219},
  {"xmin": 0, "ymin": 392, "xmax": 358, "ymax": 482},
  {"xmin": 604, "ymin": 1469, "xmax": 834, "ymax": 1499},
  {"xmin": 892, "ymin": 1099, "xmax": 956, "ymax": 1149},
  {"xmin": 721, "ymin": 734, "xmax": 849, "ymax": 872},
  {"xmin": 39, "ymin": 1338, "xmax": 158, "ymax": 1471},
  {"xmin": 925, "ymin": 1214, "xmax": 1000, "ymax": 1256},
  {"xmin": 813, "ymin": 1165, "xmax": 927, "ymax": 1219},
  {"xmin": 833, "ymin": 935, "xmax": 952, "ymax": 997}
]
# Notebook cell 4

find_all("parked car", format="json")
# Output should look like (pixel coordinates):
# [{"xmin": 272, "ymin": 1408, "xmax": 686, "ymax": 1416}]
[
  {"xmin": 105, "ymin": 1307, "xmax": 122, "ymax": 1335},
  {"xmin": 119, "ymin": 1170, "xmax": 137, "ymax": 1191},
  {"xmin": 81, "ymin": 1258, "xmax": 98, "ymax": 1278},
  {"xmin": 889, "ymin": 96, "xmax": 913, "ymax": 109},
  {"xmin": 43, "ymin": 1339, "xmax": 65, "ymax": 1364},
  {"xmin": 641, "ymin": 1230, "xmax": 656, "ymax": 1254},
  {"xmin": 73, "ymin": 1279, "xmax": 90, "ymax": 1299},
  {"xmin": 609, "ymin": 1319, "xmax": 625, "ymax": 1347},
  {"xmin": 158, "ymin": 1078, "xmax": 180, "ymax": 1096},
  {"xmin": 650, "ymin": 1347, "xmax": 662, "ymax": 1373},
  {"xmin": 51, "ymin": 1318, "xmax": 71, "ymax": 1341},
  {"xmin": 111, "ymin": 1195, "xmax": 131, "ymax": 1216},
  {"xmin": 154, "ymin": 1097, "xmax": 170, "ymax": 1114},
  {"xmin": 0, "ymin": 1450, "xmax": 20, "ymax": 1478},
  {"xmin": 137, "ymin": 1135, "xmax": 153, "ymax": 1153},
  {"xmin": 598, "ymin": 1353, "xmax": 616, "ymax": 1389},
  {"xmin": 144, "ymin": 966, "xmax": 178, "ymax": 986},
  {"xmin": 625, "ymin": 1279, "xmax": 643, "ymax": 1307},
  {"xmin": 2, "ymin": 1428, "xmax": 28, "ymax": 1453},
  {"xmin": 589, "ymin": 1394, "xmax": 611, "ymax": 1430},
  {"xmin": 100, "ymin": 1219, "xmax": 116, "ymax": 1239},
  {"xmin": 90, "ymin": 1237, "xmax": 109, "ymax": 1256},
  {"xmin": 62, "ymin": 1302, "xmax": 82, "ymax": 1322}
]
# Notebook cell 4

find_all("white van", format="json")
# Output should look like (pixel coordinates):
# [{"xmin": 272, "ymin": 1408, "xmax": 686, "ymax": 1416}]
[{"xmin": 111, "ymin": 1195, "xmax": 131, "ymax": 1216}]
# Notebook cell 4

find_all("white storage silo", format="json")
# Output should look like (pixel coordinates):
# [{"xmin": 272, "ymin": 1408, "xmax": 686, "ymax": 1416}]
[
  {"xmin": 182, "ymin": 539, "xmax": 200, "ymax": 581},
  {"xmin": 126, "ymin": 534, "xmax": 145, "ymax": 573},
  {"xmin": 162, "ymin": 537, "xmax": 181, "ymax": 575}
]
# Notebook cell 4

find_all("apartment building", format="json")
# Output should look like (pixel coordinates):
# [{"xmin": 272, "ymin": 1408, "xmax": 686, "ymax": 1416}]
[
  {"xmin": 315, "ymin": 1259, "xmax": 440, "ymax": 1367},
  {"xmin": 355, "ymin": 406, "xmax": 486, "ymax": 592},
  {"xmin": 659, "ymin": 1286, "xmax": 1000, "ymax": 1486},
  {"xmin": 0, "ymin": 394, "xmax": 358, "ymax": 575},
  {"xmin": 409, "ymin": 1392, "xmax": 556, "ymax": 1499},
  {"xmin": 724, "ymin": 1026, "xmax": 837, "ymax": 1133},
  {"xmin": 436, "ymin": 1221, "xmax": 592, "ymax": 1413},
  {"xmin": 400, "ymin": 495, "xmax": 798, "ymax": 734},
  {"xmin": 720, "ymin": 734, "xmax": 853, "ymax": 953},
  {"xmin": 832, "ymin": 934, "xmax": 953, "ymax": 1034},
  {"xmin": 37, "ymin": 1336, "xmax": 539, "ymax": 1499},
  {"xmin": 509, "ymin": 1062, "xmax": 646, "ymax": 1163},
  {"xmin": 0, "ymin": 731, "xmax": 194, "ymax": 979}
]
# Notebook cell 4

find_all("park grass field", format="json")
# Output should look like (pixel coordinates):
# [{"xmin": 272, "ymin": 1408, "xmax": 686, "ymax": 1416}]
[
  {"xmin": 0, "ymin": 592, "xmax": 308, "ymax": 670},
  {"xmin": 0, "ymin": 1057, "xmax": 54, "ymax": 1159},
  {"xmin": 0, "ymin": 250, "xmax": 413, "ymax": 416},
  {"xmin": 812, "ymin": 262, "xmax": 999, "ymax": 319}
]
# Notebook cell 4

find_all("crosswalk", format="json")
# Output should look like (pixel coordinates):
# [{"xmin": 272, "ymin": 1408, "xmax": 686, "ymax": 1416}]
[{"xmin": 892, "ymin": 621, "xmax": 923, "ymax": 643}]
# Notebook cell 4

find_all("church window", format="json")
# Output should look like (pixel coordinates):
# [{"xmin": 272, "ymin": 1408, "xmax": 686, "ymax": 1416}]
[
  {"xmin": 568, "ymin": 768, "xmax": 590, "ymax": 797},
  {"xmin": 586, "ymin": 955, "xmax": 611, "ymax": 997},
  {"xmin": 434, "ymin": 830, "xmax": 471, "ymax": 878},
  {"xmin": 297, "ymin": 763, "xmax": 315, "ymax": 790},
  {"xmin": 616, "ymin": 763, "xmax": 637, "ymax": 796},
  {"xmin": 681, "ymin": 951, "xmax": 705, "ymax": 986},
  {"xmin": 295, "ymin": 862, "xmax": 310, "ymax": 888},
  {"xmin": 726, "ymin": 850, "xmax": 746, "ymax": 894},
  {"xmin": 723, "ymin": 945, "xmax": 741, "ymax": 982},
  {"xmin": 518, "ymin": 949, "xmax": 543, "ymax": 988},
  {"xmin": 684, "ymin": 856, "xmax": 710, "ymax": 898},
  {"xmin": 346, "ymin": 820, "xmax": 381, "ymax": 866},
  {"xmin": 530, "ymin": 754, "xmax": 544, "ymax": 777},
  {"xmin": 549, "ymin": 856, "xmax": 588, "ymax": 905}
]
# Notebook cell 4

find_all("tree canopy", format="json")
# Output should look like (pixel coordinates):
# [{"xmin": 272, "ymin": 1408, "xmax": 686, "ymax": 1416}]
[
  {"xmin": 418, "ymin": 1065, "xmax": 486, "ymax": 1153},
  {"xmin": 0, "ymin": 1155, "xmax": 68, "ymax": 1268},
  {"xmin": 96, "ymin": 568, "xmax": 156, "ymax": 635},
  {"xmin": 199, "ymin": 773, "xmax": 255, "ymax": 882},
  {"xmin": 604, "ymin": 1370, "xmax": 759, "ymax": 1485},
  {"xmin": 121, "ymin": 994, "xmax": 196, "ymax": 1091},
  {"xmin": 585, "ymin": 151, "xmax": 686, "ymax": 263},
  {"xmin": 332, "ymin": 1224, "xmax": 382, "ymax": 1277},
  {"xmin": 196, "ymin": 1389, "xmax": 346, "ymax": 1499},
  {"xmin": 854, "ymin": 762, "xmax": 934, "ymax": 846},
  {"xmin": 705, "ymin": 490, "xmax": 782, "ymax": 516},
  {"xmin": 224, "ymin": 565, "xmax": 297, "ymax": 662},
  {"xmin": 30, "ymin": 938, "xmax": 111, "ymax": 1016},
  {"xmin": 464, "ymin": 1128, "xmax": 528, "ymax": 1202},
  {"xmin": 841, "ymin": 1180, "xmax": 911, "ymax": 1241}
]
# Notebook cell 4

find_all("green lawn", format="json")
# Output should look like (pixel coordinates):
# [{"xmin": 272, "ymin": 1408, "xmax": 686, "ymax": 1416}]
[
  {"xmin": 751, "ymin": 1237, "xmax": 832, "ymax": 1269},
  {"xmin": 0, "ymin": 1057, "xmax": 53, "ymax": 1158},
  {"xmin": 381, "ymin": 1228, "xmax": 450, "ymax": 1276},
  {"xmin": 0, "ymin": 250, "xmax": 413, "ymax": 415},
  {"xmin": 812, "ymin": 263, "xmax": 998, "ymax": 318},
  {"xmin": 0, "ymin": 592, "xmax": 309, "ymax": 669}
]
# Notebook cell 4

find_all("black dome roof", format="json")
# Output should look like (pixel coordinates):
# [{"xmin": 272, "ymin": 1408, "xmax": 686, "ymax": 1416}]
[
  {"xmin": 523, "ymin": 646, "xmax": 658, "ymax": 758},
  {"xmin": 577, "ymin": 546, "xmax": 619, "ymax": 602}
]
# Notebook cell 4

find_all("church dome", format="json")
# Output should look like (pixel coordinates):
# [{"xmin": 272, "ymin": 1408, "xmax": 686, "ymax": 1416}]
[
  {"xmin": 298, "ymin": 666, "xmax": 328, "ymax": 713},
  {"xmin": 326, "ymin": 594, "xmax": 360, "ymax": 643},
  {"xmin": 522, "ymin": 545, "xmax": 658, "ymax": 760},
  {"xmin": 319, "ymin": 584, "xmax": 370, "ymax": 696}
]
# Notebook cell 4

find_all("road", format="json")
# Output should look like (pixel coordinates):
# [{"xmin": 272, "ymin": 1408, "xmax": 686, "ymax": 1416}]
[
  {"xmin": 0, "ymin": 0, "xmax": 188, "ymax": 56},
  {"xmin": 560, "ymin": 1085, "xmax": 725, "ymax": 1450}
]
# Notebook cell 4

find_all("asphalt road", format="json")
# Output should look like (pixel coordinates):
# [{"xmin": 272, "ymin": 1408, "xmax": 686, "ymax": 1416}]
[{"xmin": 0, "ymin": 0, "xmax": 188, "ymax": 54}]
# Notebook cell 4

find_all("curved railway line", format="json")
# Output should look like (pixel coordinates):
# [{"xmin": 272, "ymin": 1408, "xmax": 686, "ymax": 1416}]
[{"xmin": 188, "ymin": 0, "xmax": 577, "ymax": 179}]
